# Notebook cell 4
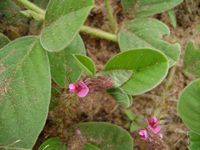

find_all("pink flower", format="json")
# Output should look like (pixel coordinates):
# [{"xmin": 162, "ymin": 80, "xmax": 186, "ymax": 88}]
[
  {"xmin": 76, "ymin": 81, "xmax": 89, "ymax": 97},
  {"xmin": 68, "ymin": 81, "xmax": 89, "ymax": 98},
  {"xmin": 149, "ymin": 125, "xmax": 161, "ymax": 134},
  {"xmin": 147, "ymin": 117, "xmax": 161, "ymax": 134},
  {"xmin": 69, "ymin": 83, "xmax": 76, "ymax": 93},
  {"xmin": 139, "ymin": 129, "xmax": 148, "ymax": 140},
  {"xmin": 147, "ymin": 117, "xmax": 158, "ymax": 126}
]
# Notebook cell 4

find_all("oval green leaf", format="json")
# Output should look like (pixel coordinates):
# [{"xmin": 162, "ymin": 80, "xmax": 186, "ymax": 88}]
[
  {"xmin": 124, "ymin": 109, "xmax": 137, "ymax": 121},
  {"xmin": 48, "ymin": 35, "xmax": 85, "ymax": 87},
  {"xmin": 178, "ymin": 79, "xmax": 200, "ymax": 134},
  {"xmin": 0, "ymin": 36, "xmax": 51, "ymax": 149},
  {"xmin": 73, "ymin": 54, "xmax": 96, "ymax": 76},
  {"xmin": 189, "ymin": 131, "xmax": 200, "ymax": 150},
  {"xmin": 40, "ymin": 0, "xmax": 94, "ymax": 52},
  {"xmin": 184, "ymin": 41, "xmax": 200, "ymax": 78},
  {"xmin": 73, "ymin": 122, "xmax": 133, "ymax": 150},
  {"xmin": 121, "ymin": 0, "xmax": 137, "ymax": 13},
  {"xmin": 107, "ymin": 88, "xmax": 132, "ymax": 108},
  {"xmin": 39, "ymin": 137, "xmax": 67, "ymax": 150},
  {"xmin": 0, "ymin": 33, "xmax": 10, "ymax": 49},
  {"xmin": 33, "ymin": 0, "xmax": 49, "ymax": 9},
  {"xmin": 135, "ymin": 0, "xmax": 183, "ymax": 17},
  {"xmin": 121, "ymin": 0, "xmax": 182, "ymax": 18},
  {"xmin": 119, "ymin": 18, "xmax": 180, "ymax": 67},
  {"xmin": 167, "ymin": 9, "xmax": 177, "ymax": 28},
  {"xmin": 104, "ymin": 49, "xmax": 168, "ymax": 95}
]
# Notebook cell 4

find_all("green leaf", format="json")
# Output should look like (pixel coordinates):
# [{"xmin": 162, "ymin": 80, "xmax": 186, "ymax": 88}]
[
  {"xmin": 100, "ymin": 70, "xmax": 133, "ymax": 87},
  {"xmin": 119, "ymin": 18, "xmax": 180, "ymax": 67},
  {"xmin": 0, "ymin": 33, "xmax": 10, "ymax": 48},
  {"xmin": 121, "ymin": 0, "xmax": 137, "ymax": 13},
  {"xmin": 0, "ymin": 37, "xmax": 51, "ymax": 148},
  {"xmin": 73, "ymin": 122, "xmax": 133, "ymax": 150},
  {"xmin": 39, "ymin": 137, "xmax": 67, "ymax": 150},
  {"xmin": 130, "ymin": 122, "xmax": 139, "ymax": 132},
  {"xmin": 167, "ymin": 9, "xmax": 177, "ymax": 28},
  {"xmin": 104, "ymin": 49, "xmax": 168, "ymax": 95},
  {"xmin": 40, "ymin": 0, "xmax": 94, "ymax": 52},
  {"xmin": 48, "ymin": 35, "xmax": 85, "ymax": 87},
  {"xmin": 189, "ymin": 131, "xmax": 200, "ymax": 150},
  {"xmin": 49, "ymin": 87, "xmax": 59, "ymax": 110},
  {"xmin": 33, "ymin": 0, "xmax": 49, "ymax": 9},
  {"xmin": 107, "ymin": 88, "xmax": 132, "ymax": 107},
  {"xmin": 184, "ymin": 41, "xmax": 200, "ymax": 78},
  {"xmin": 73, "ymin": 54, "xmax": 96, "ymax": 76},
  {"xmin": 178, "ymin": 79, "xmax": 200, "ymax": 134},
  {"xmin": 121, "ymin": 0, "xmax": 183, "ymax": 18},
  {"xmin": 124, "ymin": 109, "xmax": 137, "ymax": 121},
  {"xmin": 83, "ymin": 143, "xmax": 100, "ymax": 150}
]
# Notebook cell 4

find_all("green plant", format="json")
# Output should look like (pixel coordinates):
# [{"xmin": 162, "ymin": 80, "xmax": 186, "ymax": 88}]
[
  {"xmin": 71, "ymin": 122, "xmax": 133, "ymax": 150},
  {"xmin": 39, "ymin": 137, "xmax": 67, "ymax": 150},
  {"xmin": 0, "ymin": 0, "xmax": 183, "ymax": 149},
  {"xmin": 177, "ymin": 37, "xmax": 200, "ymax": 150},
  {"xmin": 184, "ymin": 41, "xmax": 200, "ymax": 78},
  {"xmin": 0, "ymin": 33, "xmax": 10, "ymax": 48},
  {"xmin": 178, "ymin": 79, "xmax": 200, "ymax": 150}
]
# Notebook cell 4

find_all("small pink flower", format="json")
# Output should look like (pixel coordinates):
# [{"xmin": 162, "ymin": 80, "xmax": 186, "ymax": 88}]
[
  {"xmin": 147, "ymin": 117, "xmax": 158, "ymax": 126},
  {"xmin": 139, "ymin": 129, "xmax": 148, "ymax": 140},
  {"xmin": 147, "ymin": 117, "xmax": 161, "ymax": 134},
  {"xmin": 68, "ymin": 81, "xmax": 89, "ymax": 98},
  {"xmin": 149, "ymin": 125, "xmax": 161, "ymax": 134},
  {"xmin": 76, "ymin": 81, "xmax": 89, "ymax": 97},
  {"xmin": 69, "ymin": 83, "xmax": 76, "ymax": 93}
]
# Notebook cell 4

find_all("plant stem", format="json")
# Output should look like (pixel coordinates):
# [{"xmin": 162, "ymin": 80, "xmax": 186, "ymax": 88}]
[
  {"xmin": 80, "ymin": 26, "xmax": 118, "ymax": 43},
  {"xmin": 16, "ymin": 0, "xmax": 118, "ymax": 43},
  {"xmin": 16, "ymin": 0, "xmax": 45, "ymax": 15},
  {"xmin": 104, "ymin": 0, "xmax": 118, "ymax": 33},
  {"xmin": 20, "ymin": 10, "xmax": 44, "ymax": 21}
]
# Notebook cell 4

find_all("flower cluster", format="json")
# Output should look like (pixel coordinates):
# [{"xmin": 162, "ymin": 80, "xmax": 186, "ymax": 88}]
[
  {"xmin": 68, "ymin": 76, "xmax": 113, "ymax": 98},
  {"xmin": 138, "ymin": 117, "xmax": 168, "ymax": 149},
  {"xmin": 139, "ymin": 117, "xmax": 162, "ymax": 140},
  {"xmin": 68, "ymin": 81, "xmax": 89, "ymax": 98}
]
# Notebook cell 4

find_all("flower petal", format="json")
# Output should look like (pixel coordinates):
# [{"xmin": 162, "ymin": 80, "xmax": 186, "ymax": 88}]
[
  {"xmin": 77, "ymin": 81, "xmax": 89, "ymax": 97},
  {"xmin": 139, "ymin": 129, "xmax": 148, "ymax": 140},
  {"xmin": 148, "ymin": 125, "xmax": 161, "ymax": 134},
  {"xmin": 147, "ymin": 117, "xmax": 158, "ymax": 126},
  {"xmin": 69, "ymin": 83, "xmax": 76, "ymax": 93}
]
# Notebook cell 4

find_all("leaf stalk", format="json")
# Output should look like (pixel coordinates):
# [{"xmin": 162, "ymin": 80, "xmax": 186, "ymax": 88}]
[{"xmin": 104, "ymin": 0, "xmax": 118, "ymax": 33}]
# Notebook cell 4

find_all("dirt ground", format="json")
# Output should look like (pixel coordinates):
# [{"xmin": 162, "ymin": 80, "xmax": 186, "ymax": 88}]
[{"xmin": 1, "ymin": 0, "xmax": 200, "ymax": 149}]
